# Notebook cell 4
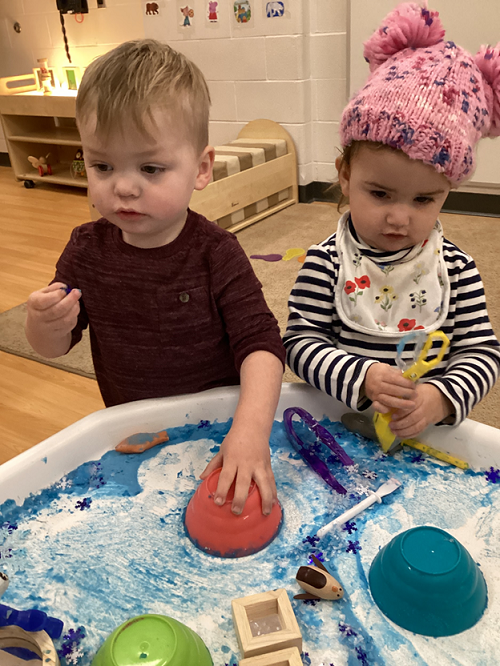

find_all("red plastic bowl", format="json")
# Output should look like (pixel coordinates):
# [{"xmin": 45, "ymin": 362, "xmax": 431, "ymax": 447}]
[{"xmin": 184, "ymin": 468, "xmax": 283, "ymax": 558}]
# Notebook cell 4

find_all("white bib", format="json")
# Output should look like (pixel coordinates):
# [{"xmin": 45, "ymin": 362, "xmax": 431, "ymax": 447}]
[{"xmin": 335, "ymin": 212, "xmax": 450, "ymax": 337}]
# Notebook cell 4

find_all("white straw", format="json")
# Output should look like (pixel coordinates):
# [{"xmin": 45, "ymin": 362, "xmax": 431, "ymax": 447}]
[{"xmin": 317, "ymin": 478, "xmax": 401, "ymax": 538}]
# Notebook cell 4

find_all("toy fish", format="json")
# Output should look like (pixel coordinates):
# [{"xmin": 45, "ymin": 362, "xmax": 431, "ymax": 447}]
[
  {"xmin": 294, "ymin": 554, "xmax": 344, "ymax": 601},
  {"xmin": 115, "ymin": 430, "xmax": 169, "ymax": 454}
]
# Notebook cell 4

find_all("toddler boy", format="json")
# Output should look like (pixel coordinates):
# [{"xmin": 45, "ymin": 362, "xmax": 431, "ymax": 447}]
[{"xmin": 26, "ymin": 39, "xmax": 285, "ymax": 515}]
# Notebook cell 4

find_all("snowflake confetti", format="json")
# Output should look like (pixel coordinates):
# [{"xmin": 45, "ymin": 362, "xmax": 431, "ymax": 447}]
[
  {"xmin": 303, "ymin": 534, "xmax": 320, "ymax": 547},
  {"xmin": 58, "ymin": 627, "xmax": 86, "ymax": 662},
  {"xmin": 411, "ymin": 453, "xmax": 425, "ymax": 464},
  {"xmin": 355, "ymin": 646, "xmax": 369, "ymax": 665},
  {"xmin": 75, "ymin": 498, "xmax": 92, "ymax": 511},
  {"xmin": 303, "ymin": 598, "xmax": 319, "ymax": 606},
  {"xmin": 346, "ymin": 540, "xmax": 362, "ymax": 555},
  {"xmin": 339, "ymin": 621, "xmax": 358, "ymax": 637},
  {"xmin": 362, "ymin": 469, "xmax": 377, "ymax": 479},
  {"xmin": 373, "ymin": 450, "xmax": 388, "ymax": 461},
  {"xmin": 198, "ymin": 420, "xmax": 211, "ymax": 429},
  {"xmin": 0, "ymin": 522, "xmax": 18, "ymax": 535},
  {"xmin": 342, "ymin": 520, "xmax": 357, "ymax": 535},
  {"xmin": 66, "ymin": 647, "xmax": 85, "ymax": 665},
  {"xmin": 307, "ymin": 550, "xmax": 325, "ymax": 565},
  {"xmin": 351, "ymin": 484, "xmax": 371, "ymax": 497},
  {"xmin": 56, "ymin": 477, "xmax": 72, "ymax": 490},
  {"xmin": 485, "ymin": 467, "xmax": 500, "ymax": 483}
]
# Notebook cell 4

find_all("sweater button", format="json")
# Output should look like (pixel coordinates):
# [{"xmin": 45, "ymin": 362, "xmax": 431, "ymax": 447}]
[{"xmin": 179, "ymin": 292, "xmax": 190, "ymax": 303}]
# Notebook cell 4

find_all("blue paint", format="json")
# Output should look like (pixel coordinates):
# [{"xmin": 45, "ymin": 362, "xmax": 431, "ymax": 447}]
[{"xmin": 0, "ymin": 418, "xmax": 498, "ymax": 665}]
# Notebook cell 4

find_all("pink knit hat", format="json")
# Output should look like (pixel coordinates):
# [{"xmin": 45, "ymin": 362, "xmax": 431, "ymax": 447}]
[{"xmin": 340, "ymin": 2, "xmax": 500, "ymax": 184}]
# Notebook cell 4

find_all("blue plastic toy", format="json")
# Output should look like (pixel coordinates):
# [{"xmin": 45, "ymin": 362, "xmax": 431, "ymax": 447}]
[{"xmin": 0, "ymin": 604, "xmax": 63, "ymax": 639}]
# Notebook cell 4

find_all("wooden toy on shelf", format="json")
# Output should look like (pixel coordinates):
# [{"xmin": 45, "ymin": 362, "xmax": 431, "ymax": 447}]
[
  {"xmin": 232, "ymin": 589, "xmax": 302, "ymax": 659},
  {"xmin": 239, "ymin": 647, "xmax": 303, "ymax": 666},
  {"xmin": 294, "ymin": 554, "xmax": 344, "ymax": 601},
  {"xmin": 27, "ymin": 154, "xmax": 52, "ymax": 177},
  {"xmin": 71, "ymin": 149, "xmax": 86, "ymax": 178},
  {"xmin": 0, "ymin": 626, "xmax": 59, "ymax": 666}
]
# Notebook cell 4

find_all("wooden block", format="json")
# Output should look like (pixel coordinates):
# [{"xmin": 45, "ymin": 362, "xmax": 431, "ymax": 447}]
[
  {"xmin": 0, "ymin": 626, "xmax": 59, "ymax": 665},
  {"xmin": 232, "ymin": 588, "xmax": 302, "ymax": 659},
  {"xmin": 239, "ymin": 647, "xmax": 303, "ymax": 665}
]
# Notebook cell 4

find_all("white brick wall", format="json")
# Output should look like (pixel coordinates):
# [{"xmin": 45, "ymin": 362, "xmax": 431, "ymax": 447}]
[{"xmin": 0, "ymin": 0, "xmax": 349, "ymax": 186}]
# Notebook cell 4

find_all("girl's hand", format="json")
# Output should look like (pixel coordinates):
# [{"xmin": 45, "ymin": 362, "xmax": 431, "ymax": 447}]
[
  {"xmin": 26, "ymin": 282, "xmax": 81, "ymax": 337},
  {"xmin": 364, "ymin": 363, "xmax": 417, "ymax": 413},
  {"xmin": 200, "ymin": 423, "xmax": 277, "ymax": 516},
  {"xmin": 390, "ymin": 383, "xmax": 454, "ymax": 438}
]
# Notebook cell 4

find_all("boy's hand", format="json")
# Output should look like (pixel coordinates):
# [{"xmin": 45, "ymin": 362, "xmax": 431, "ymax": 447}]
[
  {"xmin": 390, "ymin": 383, "xmax": 454, "ymax": 438},
  {"xmin": 26, "ymin": 283, "xmax": 81, "ymax": 337},
  {"xmin": 200, "ymin": 422, "xmax": 277, "ymax": 516},
  {"xmin": 364, "ymin": 363, "xmax": 417, "ymax": 414}
]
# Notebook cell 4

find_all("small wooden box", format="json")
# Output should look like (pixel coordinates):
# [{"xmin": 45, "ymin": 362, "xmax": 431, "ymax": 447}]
[
  {"xmin": 239, "ymin": 647, "xmax": 303, "ymax": 665},
  {"xmin": 232, "ymin": 588, "xmax": 302, "ymax": 659}
]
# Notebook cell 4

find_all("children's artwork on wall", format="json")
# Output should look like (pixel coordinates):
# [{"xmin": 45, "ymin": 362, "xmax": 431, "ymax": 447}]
[
  {"xmin": 207, "ymin": 1, "xmax": 218, "ymax": 22},
  {"xmin": 62, "ymin": 66, "xmax": 81, "ymax": 91},
  {"xmin": 266, "ymin": 0, "xmax": 285, "ymax": 17},
  {"xmin": 234, "ymin": 1, "xmax": 251, "ymax": 24},
  {"xmin": 144, "ymin": 1, "xmax": 160, "ymax": 15},
  {"xmin": 179, "ymin": 3, "xmax": 194, "ymax": 27}
]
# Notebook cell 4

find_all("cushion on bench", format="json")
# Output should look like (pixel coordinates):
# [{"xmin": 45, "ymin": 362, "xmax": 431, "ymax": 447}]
[{"xmin": 212, "ymin": 138, "xmax": 290, "ymax": 229}]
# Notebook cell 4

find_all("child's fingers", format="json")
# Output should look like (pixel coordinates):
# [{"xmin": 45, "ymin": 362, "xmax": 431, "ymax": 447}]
[
  {"xmin": 41, "ymin": 291, "xmax": 81, "ymax": 324},
  {"xmin": 253, "ymin": 468, "xmax": 277, "ymax": 516},
  {"xmin": 374, "ymin": 395, "xmax": 416, "ymax": 412},
  {"xmin": 230, "ymin": 471, "xmax": 252, "ymax": 516},
  {"xmin": 28, "ymin": 284, "xmax": 80, "ymax": 312},
  {"xmin": 213, "ymin": 464, "xmax": 237, "ymax": 508}
]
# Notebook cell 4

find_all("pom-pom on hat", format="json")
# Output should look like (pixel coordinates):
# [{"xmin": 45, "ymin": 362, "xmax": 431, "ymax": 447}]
[{"xmin": 340, "ymin": 2, "xmax": 500, "ymax": 185}]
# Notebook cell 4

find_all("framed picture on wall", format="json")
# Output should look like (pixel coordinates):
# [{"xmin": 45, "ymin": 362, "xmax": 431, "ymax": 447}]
[
  {"xmin": 62, "ymin": 66, "xmax": 82, "ymax": 91},
  {"xmin": 33, "ymin": 67, "xmax": 58, "ymax": 91}
]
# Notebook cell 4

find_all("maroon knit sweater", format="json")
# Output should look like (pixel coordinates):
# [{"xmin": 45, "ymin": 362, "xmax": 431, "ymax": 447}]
[{"xmin": 54, "ymin": 210, "xmax": 285, "ymax": 407}]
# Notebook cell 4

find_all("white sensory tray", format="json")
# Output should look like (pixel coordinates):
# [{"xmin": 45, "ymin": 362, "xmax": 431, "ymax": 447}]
[{"xmin": 0, "ymin": 383, "xmax": 499, "ymax": 666}]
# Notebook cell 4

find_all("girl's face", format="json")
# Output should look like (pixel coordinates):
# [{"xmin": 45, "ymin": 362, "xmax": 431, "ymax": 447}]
[{"xmin": 337, "ymin": 143, "xmax": 451, "ymax": 251}]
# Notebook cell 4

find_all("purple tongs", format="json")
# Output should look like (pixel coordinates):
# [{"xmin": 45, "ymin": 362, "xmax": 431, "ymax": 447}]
[{"xmin": 283, "ymin": 407, "xmax": 354, "ymax": 494}]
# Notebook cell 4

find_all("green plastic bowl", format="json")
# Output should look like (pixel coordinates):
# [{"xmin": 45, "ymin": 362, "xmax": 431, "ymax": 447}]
[
  {"xmin": 369, "ymin": 526, "xmax": 488, "ymax": 637},
  {"xmin": 91, "ymin": 614, "xmax": 213, "ymax": 666}
]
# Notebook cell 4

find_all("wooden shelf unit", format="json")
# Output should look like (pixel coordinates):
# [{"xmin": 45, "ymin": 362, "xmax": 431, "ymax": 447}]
[{"xmin": 0, "ymin": 92, "xmax": 86, "ymax": 188}]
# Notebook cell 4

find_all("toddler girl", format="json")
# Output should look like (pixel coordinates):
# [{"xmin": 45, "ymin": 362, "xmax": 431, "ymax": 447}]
[{"xmin": 284, "ymin": 2, "xmax": 500, "ymax": 438}]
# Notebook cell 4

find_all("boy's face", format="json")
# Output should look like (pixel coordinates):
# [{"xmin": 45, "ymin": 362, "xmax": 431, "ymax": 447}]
[
  {"xmin": 80, "ymin": 110, "xmax": 214, "ymax": 248},
  {"xmin": 337, "ymin": 144, "xmax": 450, "ymax": 251}
]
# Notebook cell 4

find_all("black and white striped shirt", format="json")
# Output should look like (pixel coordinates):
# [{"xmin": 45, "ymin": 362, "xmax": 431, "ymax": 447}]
[{"xmin": 284, "ymin": 229, "xmax": 500, "ymax": 425}]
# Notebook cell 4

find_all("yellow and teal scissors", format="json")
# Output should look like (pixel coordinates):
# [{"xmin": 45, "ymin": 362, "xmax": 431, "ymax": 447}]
[{"xmin": 373, "ymin": 330, "xmax": 450, "ymax": 452}]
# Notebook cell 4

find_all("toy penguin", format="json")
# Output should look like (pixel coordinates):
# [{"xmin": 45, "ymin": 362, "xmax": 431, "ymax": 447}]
[
  {"xmin": 0, "ymin": 572, "xmax": 9, "ymax": 598},
  {"xmin": 294, "ymin": 554, "xmax": 344, "ymax": 601}
]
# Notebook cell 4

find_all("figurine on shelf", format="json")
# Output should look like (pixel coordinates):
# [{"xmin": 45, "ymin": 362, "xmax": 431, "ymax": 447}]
[
  {"xmin": 27, "ymin": 154, "xmax": 52, "ymax": 176},
  {"xmin": 71, "ymin": 148, "xmax": 86, "ymax": 178},
  {"xmin": 37, "ymin": 57, "xmax": 53, "ymax": 95}
]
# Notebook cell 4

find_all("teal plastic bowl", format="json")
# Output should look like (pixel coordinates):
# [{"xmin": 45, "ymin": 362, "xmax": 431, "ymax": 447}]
[{"xmin": 369, "ymin": 526, "xmax": 488, "ymax": 637}]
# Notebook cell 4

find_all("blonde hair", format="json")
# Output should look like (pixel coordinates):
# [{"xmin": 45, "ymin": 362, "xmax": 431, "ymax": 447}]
[{"xmin": 76, "ymin": 39, "xmax": 211, "ymax": 153}]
